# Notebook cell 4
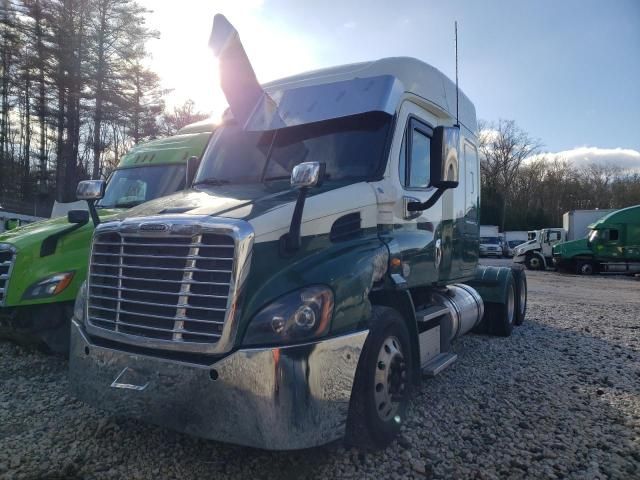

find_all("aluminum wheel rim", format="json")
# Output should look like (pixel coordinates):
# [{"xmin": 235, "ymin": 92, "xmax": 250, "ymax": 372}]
[
  {"xmin": 374, "ymin": 336, "xmax": 406, "ymax": 422},
  {"xmin": 530, "ymin": 257, "xmax": 541, "ymax": 269},
  {"xmin": 581, "ymin": 263, "xmax": 593, "ymax": 274}
]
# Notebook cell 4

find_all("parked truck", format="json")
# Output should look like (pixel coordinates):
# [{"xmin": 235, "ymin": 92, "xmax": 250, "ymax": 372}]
[
  {"xmin": 0, "ymin": 125, "xmax": 214, "ymax": 353},
  {"xmin": 503, "ymin": 231, "xmax": 528, "ymax": 257},
  {"xmin": 68, "ymin": 14, "xmax": 527, "ymax": 450},
  {"xmin": 513, "ymin": 227, "xmax": 565, "ymax": 270},
  {"xmin": 562, "ymin": 209, "xmax": 615, "ymax": 241},
  {"xmin": 553, "ymin": 205, "xmax": 640, "ymax": 274},
  {"xmin": 479, "ymin": 225, "xmax": 502, "ymax": 257}
]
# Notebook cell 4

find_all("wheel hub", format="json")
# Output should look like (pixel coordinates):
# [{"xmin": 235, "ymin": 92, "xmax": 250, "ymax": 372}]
[{"xmin": 374, "ymin": 336, "xmax": 406, "ymax": 422}]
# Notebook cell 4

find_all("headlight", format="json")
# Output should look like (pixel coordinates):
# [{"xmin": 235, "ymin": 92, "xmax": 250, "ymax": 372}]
[
  {"xmin": 74, "ymin": 281, "xmax": 87, "ymax": 324},
  {"xmin": 243, "ymin": 286, "xmax": 334, "ymax": 346},
  {"xmin": 22, "ymin": 271, "xmax": 75, "ymax": 300}
]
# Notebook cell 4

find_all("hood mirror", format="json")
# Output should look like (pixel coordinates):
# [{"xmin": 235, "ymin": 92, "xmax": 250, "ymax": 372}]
[
  {"xmin": 76, "ymin": 180, "xmax": 105, "ymax": 201},
  {"xmin": 76, "ymin": 180, "xmax": 105, "ymax": 227},
  {"xmin": 291, "ymin": 161, "xmax": 325, "ymax": 189},
  {"xmin": 281, "ymin": 162, "xmax": 326, "ymax": 254}
]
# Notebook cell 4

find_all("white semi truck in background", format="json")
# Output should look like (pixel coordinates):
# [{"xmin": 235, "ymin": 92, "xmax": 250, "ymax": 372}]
[
  {"xmin": 480, "ymin": 225, "xmax": 502, "ymax": 257},
  {"xmin": 503, "ymin": 231, "xmax": 528, "ymax": 257}
]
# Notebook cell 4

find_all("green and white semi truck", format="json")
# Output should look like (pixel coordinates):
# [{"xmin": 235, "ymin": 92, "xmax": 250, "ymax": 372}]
[
  {"xmin": 552, "ymin": 204, "xmax": 640, "ymax": 275},
  {"xmin": 0, "ymin": 124, "xmax": 214, "ymax": 352},
  {"xmin": 68, "ymin": 15, "xmax": 527, "ymax": 450}
]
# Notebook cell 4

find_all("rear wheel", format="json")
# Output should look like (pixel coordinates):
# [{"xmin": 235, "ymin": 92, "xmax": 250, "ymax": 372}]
[
  {"xmin": 485, "ymin": 274, "xmax": 516, "ymax": 337},
  {"xmin": 511, "ymin": 268, "xmax": 527, "ymax": 326},
  {"xmin": 346, "ymin": 306, "xmax": 413, "ymax": 449}
]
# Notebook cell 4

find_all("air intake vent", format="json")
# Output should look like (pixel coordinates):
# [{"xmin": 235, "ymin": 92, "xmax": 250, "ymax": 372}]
[
  {"xmin": 0, "ymin": 246, "xmax": 15, "ymax": 306},
  {"xmin": 330, "ymin": 212, "xmax": 362, "ymax": 242}
]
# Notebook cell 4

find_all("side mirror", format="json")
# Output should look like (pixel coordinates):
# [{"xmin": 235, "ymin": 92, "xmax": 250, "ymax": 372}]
[
  {"xmin": 76, "ymin": 180, "xmax": 105, "ymax": 201},
  {"xmin": 430, "ymin": 126, "xmax": 460, "ymax": 189},
  {"xmin": 68, "ymin": 210, "xmax": 89, "ymax": 225},
  {"xmin": 291, "ymin": 162, "xmax": 325, "ymax": 189}
]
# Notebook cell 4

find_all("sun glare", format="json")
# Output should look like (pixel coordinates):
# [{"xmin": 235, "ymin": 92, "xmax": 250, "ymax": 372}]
[{"xmin": 140, "ymin": 0, "xmax": 318, "ymax": 122}]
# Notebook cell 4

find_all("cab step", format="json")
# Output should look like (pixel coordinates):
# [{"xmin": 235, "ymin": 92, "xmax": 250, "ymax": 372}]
[
  {"xmin": 416, "ymin": 305, "xmax": 450, "ymax": 323},
  {"xmin": 421, "ymin": 352, "xmax": 457, "ymax": 377}
]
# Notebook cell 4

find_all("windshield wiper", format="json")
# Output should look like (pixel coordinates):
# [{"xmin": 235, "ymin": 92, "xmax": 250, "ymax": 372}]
[
  {"xmin": 113, "ymin": 200, "xmax": 142, "ymax": 209},
  {"xmin": 194, "ymin": 177, "xmax": 230, "ymax": 187},
  {"xmin": 263, "ymin": 175, "xmax": 291, "ymax": 182}
]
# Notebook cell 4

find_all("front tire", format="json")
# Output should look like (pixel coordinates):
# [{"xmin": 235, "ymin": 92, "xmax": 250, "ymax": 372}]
[
  {"xmin": 346, "ymin": 306, "xmax": 414, "ymax": 449},
  {"xmin": 577, "ymin": 260, "xmax": 595, "ymax": 275},
  {"xmin": 525, "ymin": 254, "xmax": 543, "ymax": 271}
]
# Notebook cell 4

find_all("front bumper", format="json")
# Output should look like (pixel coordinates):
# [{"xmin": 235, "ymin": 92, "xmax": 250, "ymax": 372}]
[
  {"xmin": 69, "ymin": 320, "xmax": 368, "ymax": 450},
  {"xmin": 513, "ymin": 254, "xmax": 526, "ymax": 264}
]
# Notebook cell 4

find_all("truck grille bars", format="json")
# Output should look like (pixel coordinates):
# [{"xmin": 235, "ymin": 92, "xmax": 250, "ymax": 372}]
[
  {"xmin": 0, "ymin": 245, "xmax": 16, "ymax": 306},
  {"xmin": 85, "ymin": 217, "xmax": 254, "ymax": 354}
]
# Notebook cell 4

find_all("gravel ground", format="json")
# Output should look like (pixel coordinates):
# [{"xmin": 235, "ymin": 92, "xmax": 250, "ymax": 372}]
[{"xmin": 1, "ymin": 268, "xmax": 639, "ymax": 480}]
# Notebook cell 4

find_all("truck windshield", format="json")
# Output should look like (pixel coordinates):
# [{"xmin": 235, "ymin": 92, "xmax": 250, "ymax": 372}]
[
  {"xmin": 194, "ymin": 111, "xmax": 392, "ymax": 186},
  {"xmin": 97, "ymin": 164, "xmax": 185, "ymax": 209},
  {"xmin": 480, "ymin": 237, "xmax": 501, "ymax": 245}
]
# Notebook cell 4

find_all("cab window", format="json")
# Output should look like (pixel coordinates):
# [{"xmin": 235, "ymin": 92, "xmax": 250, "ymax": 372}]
[
  {"xmin": 399, "ymin": 118, "xmax": 432, "ymax": 189},
  {"xmin": 608, "ymin": 229, "xmax": 619, "ymax": 241}
]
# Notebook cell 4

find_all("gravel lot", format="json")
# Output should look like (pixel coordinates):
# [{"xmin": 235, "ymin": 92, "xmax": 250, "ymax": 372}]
[{"xmin": 1, "ymin": 267, "xmax": 639, "ymax": 480}]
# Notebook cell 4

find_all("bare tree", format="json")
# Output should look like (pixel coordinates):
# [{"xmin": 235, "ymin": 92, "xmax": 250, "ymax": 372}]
[{"xmin": 478, "ymin": 119, "xmax": 542, "ymax": 231}]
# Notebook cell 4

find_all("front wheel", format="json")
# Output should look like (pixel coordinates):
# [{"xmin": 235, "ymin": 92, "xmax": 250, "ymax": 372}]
[
  {"xmin": 525, "ymin": 254, "xmax": 543, "ymax": 271},
  {"xmin": 346, "ymin": 306, "xmax": 414, "ymax": 449},
  {"xmin": 577, "ymin": 260, "xmax": 595, "ymax": 275}
]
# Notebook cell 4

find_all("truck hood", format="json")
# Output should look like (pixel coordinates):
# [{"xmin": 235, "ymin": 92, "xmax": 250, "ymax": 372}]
[
  {"xmin": 552, "ymin": 238, "xmax": 590, "ymax": 256},
  {"xmin": 113, "ymin": 184, "xmax": 306, "ymax": 223},
  {"xmin": 0, "ymin": 209, "xmax": 120, "ymax": 250}
]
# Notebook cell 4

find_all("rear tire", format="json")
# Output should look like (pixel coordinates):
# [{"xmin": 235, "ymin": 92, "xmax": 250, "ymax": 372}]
[
  {"xmin": 346, "ymin": 306, "xmax": 414, "ymax": 449},
  {"xmin": 511, "ymin": 268, "xmax": 527, "ymax": 326},
  {"xmin": 485, "ymin": 274, "xmax": 516, "ymax": 337}
]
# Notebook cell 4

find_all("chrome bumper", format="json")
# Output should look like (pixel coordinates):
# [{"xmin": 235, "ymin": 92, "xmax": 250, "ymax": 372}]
[{"xmin": 69, "ymin": 320, "xmax": 368, "ymax": 450}]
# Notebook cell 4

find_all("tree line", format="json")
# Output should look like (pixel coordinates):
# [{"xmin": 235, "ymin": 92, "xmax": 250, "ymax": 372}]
[
  {"xmin": 0, "ymin": 0, "xmax": 207, "ymax": 208},
  {"xmin": 480, "ymin": 119, "xmax": 640, "ymax": 231}
]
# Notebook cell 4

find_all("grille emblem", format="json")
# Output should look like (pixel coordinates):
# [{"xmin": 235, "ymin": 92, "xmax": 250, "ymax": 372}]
[{"xmin": 139, "ymin": 223, "xmax": 169, "ymax": 232}]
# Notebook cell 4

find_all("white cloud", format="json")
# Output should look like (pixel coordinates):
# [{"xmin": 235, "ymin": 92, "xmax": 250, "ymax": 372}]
[{"xmin": 528, "ymin": 147, "xmax": 640, "ymax": 172}]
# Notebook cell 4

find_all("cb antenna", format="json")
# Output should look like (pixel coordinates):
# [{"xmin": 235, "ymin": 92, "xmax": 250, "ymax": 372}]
[{"xmin": 454, "ymin": 20, "xmax": 460, "ymax": 128}]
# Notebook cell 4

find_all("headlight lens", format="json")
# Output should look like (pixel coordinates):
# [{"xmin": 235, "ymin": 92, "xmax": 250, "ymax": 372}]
[
  {"xmin": 74, "ymin": 281, "xmax": 87, "ymax": 323},
  {"xmin": 243, "ymin": 286, "xmax": 334, "ymax": 346},
  {"xmin": 22, "ymin": 271, "xmax": 75, "ymax": 300}
]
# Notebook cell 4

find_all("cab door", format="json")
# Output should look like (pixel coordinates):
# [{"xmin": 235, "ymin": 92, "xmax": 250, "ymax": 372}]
[{"xmin": 386, "ymin": 101, "xmax": 455, "ymax": 287}]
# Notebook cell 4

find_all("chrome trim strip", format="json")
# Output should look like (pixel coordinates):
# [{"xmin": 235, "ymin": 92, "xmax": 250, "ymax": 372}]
[
  {"xmin": 91, "ymin": 284, "xmax": 228, "ymax": 299},
  {"xmin": 85, "ymin": 215, "xmax": 254, "ymax": 355},
  {"xmin": 91, "ymin": 262, "xmax": 232, "ymax": 273},
  {"xmin": 90, "ymin": 294, "xmax": 227, "ymax": 311},
  {"xmin": 90, "ymin": 272, "xmax": 230, "ymax": 286},
  {"xmin": 0, "ymin": 244, "xmax": 16, "ymax": 307}
]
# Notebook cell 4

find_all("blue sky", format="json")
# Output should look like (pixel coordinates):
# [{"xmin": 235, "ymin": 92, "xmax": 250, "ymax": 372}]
[{"xmin": 143, "ymin": 0, "xmax": 640, "ymax": 155}]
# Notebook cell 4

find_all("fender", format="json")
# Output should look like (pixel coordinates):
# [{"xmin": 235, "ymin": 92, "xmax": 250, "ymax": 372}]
[{"xmin": 465, "ymin": 264, "xmax": 513, "ymax": 304}]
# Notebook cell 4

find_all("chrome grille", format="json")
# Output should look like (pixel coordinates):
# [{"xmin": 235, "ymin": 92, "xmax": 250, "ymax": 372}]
[
  {"xmin": 0, "ymin": 245, "xmax": 16, "ymax": 306},
  {"xmin": 87, "ymin": 222, "xmax": 244, "ymax": 349}
]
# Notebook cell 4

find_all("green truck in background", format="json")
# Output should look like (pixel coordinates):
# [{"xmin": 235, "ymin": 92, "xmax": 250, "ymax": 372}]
[
  {"xmin": 0, "ymin": 123, "xmax": 215, "ymax": 352},
  {"xmin": 552, "ymin": 204, "xmax": 640, "ymax": 275}
]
